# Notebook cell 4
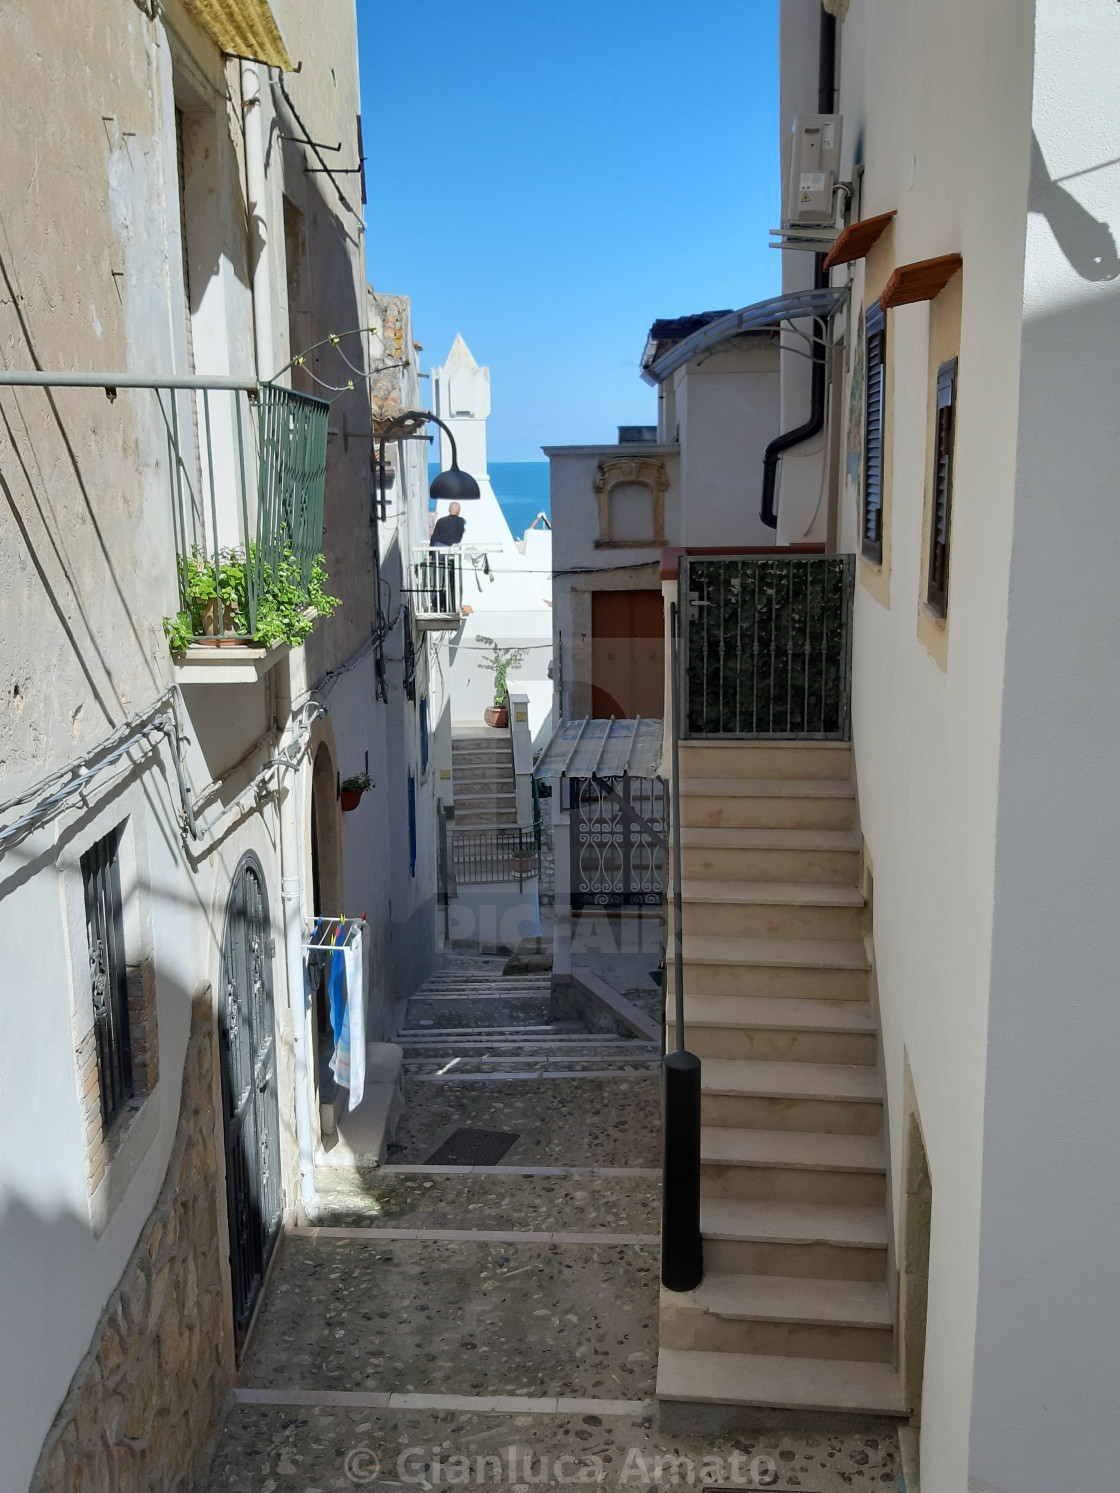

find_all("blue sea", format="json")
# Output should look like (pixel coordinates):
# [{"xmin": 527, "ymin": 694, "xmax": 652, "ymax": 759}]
[
  {"xmin": 431, "ymin": 460, "xmax": 550, "ymax": 538},
  {"xmin": 489, "ymin": 462, "xmax": 550, "ymax": 536}
]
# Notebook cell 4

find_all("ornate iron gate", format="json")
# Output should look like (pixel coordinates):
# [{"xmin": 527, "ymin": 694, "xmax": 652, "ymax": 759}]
[
  {"xmin": 570, "ymin": 775, "xmax": 667, "ymax": 910},
  {"xmin": 218, "ymin": 852, "xmax": 283, "ymax": 1351}
]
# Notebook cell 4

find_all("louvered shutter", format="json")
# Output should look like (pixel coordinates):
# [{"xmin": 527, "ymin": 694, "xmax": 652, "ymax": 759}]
[
  {"xmin": 927, "ymin": 358, "xmax": 958, "ymax": 616},
  {"xmin": 862, "ymin": 302, "xmax": 886, "ymax": 563}
]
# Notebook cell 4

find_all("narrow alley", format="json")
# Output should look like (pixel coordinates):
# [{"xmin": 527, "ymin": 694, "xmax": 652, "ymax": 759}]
[{"xmin": 203, "ymin": 950, "xmax": 901, "ymax": 1491}]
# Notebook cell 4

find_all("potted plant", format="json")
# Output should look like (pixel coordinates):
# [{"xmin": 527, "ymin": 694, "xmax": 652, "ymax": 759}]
[
  {"xmin": 163, "ymin": 545, "xmax": 340, "ymax": 654},
  {"xmin": 476, "ymin": 634, "xmax": 529, "ymax": 729},
  {"xmin": 339, "ymin": 772, "xmax": 372, "ymax": 812}
]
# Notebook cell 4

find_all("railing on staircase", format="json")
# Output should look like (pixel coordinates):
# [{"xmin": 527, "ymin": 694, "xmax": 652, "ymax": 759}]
[
  {"xmin": 449, "ymin": 823, "xmax": 540, "ymax": 888},
  {"xmin": 681, "ymin": 552, "xmax": 855, "ymax": 740},
  {"xmin": 663, "ymin": 598, "xmax": 703, "ymax": 1293}
]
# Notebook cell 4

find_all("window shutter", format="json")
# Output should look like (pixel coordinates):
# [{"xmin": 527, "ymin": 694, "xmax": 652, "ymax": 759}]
[
  {"xmin": 862, "ymin": 302, "xmax": 886, "ymax": 563},
  {"xmin": 927, "ymin": 358, "xmax": 957, "ymax": 616}
]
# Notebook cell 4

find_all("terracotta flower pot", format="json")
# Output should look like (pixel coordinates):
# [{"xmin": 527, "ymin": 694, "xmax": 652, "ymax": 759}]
[
  {"xmin": 339, "ymin": 789, "xmax": 363, "ymax": 812},
  {"xmin": 484, "ymin": 706, "xmax": 508, "ymax": 728}
]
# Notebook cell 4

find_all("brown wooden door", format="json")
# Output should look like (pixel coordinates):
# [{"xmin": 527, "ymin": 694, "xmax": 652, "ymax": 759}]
[{"xmin": 591, "ymin": 590, "xmax": 664, "ymax": 718}]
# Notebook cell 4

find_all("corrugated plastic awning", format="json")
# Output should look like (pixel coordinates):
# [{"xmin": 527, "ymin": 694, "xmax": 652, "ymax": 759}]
[
  {"xmin": 533, "ymin": 718, "xmax": 664, "ymax": 780},
  {"xmin": 641, "ymin": 287, "xmax": 848, "ymax": 386},
  {"xmin": 182, "ymin": 0, "xmax": 292, "ymax": 69}
]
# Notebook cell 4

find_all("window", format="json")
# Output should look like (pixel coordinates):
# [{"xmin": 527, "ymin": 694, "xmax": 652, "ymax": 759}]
[
  {"xmin": 927, "ymin": 358, "xmax": 957, "ymax": 617},
  {"xmin": 408, "ymin": 774, "xmax": 417, "ymax": 877},
  {"xmin": 419, "ymin": 698, "xmax": 429, "ymax": 773},
  {"xmin": 862, "ymin": 301, "xmax": 886, "ymax": 563},
  {"xmin": 81, "ymin": 830, "xmax": 133, "ymax": 1128}
]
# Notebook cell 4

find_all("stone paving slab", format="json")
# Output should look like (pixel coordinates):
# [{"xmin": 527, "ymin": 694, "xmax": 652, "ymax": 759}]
[
  {"xmin": 406, "ymin": 996, "xmax": 552, "ymax": 1030},
  {"xmin": 204, "ymin": 1403, "xmax": 900, "ymax": 1491},
  {"xmin": 240, "ymin": 1236, "xmax": 660, "ymax": 1399},
  {"xmin": 389, "ymin": 1075, "xmax": 662, "ymax": 1168},
  {"xmin": 315, "ymin": 1170, "xmax": 661, "ymax": 1233}
]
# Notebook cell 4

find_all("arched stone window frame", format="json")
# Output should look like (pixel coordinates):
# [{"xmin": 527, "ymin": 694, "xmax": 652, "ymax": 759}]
[{"xmin": 593, "ymin": 456, "xmax": 669, "ymax": 548}]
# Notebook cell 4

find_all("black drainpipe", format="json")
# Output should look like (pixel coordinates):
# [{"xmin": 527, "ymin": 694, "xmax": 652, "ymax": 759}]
[{"xmin": 760, "ymin": 4, "xmax": 838, "ymax": 530}]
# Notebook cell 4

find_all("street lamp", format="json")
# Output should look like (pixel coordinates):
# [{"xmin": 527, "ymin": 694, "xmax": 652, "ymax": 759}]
[{"xmin": 376, "ymin": 409, "xmax": 480, "ymax": 520}]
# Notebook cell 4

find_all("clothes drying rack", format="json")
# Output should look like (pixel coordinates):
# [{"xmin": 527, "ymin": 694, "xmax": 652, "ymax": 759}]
[{"xmin": 301, "ymin": 914, "xmax": 367, "ymax": 953}]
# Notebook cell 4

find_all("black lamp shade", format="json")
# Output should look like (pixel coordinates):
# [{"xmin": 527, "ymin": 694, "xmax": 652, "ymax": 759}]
[{"xmin": 430, "ymin": 465, "xmax": 481, "ymax": 501}]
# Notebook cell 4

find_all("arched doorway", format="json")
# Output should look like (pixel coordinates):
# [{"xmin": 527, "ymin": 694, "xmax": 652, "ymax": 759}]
[{"xmin": 218, "ymin": 851, "xmax": 282, "ymax": 1351}]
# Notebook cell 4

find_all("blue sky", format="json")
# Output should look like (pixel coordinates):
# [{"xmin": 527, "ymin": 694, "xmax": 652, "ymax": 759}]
[{"xmin": 357, "ymin": 1, "xmax": 780, "ymax": 461}]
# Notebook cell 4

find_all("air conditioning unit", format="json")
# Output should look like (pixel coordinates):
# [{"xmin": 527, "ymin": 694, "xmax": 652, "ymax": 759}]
[{"xmin": 785, "ymin": 113, "xmax": 843, "ymax": 227}]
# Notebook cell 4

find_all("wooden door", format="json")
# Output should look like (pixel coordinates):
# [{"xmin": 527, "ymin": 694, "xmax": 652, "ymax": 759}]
[{"xmin": 591, "ymin": 590, "xmax": 664, "ymax": 719}]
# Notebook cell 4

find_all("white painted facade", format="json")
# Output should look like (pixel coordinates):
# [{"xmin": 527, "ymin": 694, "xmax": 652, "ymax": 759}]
[
  {"xmin": 0, "ymin": 4, "xmax": 434, "ymax": 1486},
  {"xmin": 429, "ymin": 335, "xmax": 554, "ymax": 730},
  {"xmin": 771, "ymin": 2, "xmax": 1120, "ymax": 1486}
]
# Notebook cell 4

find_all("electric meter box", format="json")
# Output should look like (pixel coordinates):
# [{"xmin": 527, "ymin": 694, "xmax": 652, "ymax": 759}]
[{"xmin": 785, "ymin": 113, "xmax": 843, "ymax": 227}]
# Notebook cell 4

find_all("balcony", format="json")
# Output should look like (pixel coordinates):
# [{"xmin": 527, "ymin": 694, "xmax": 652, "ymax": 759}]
[
  {"xmin": 678, "ymin": 552, "xmax": 855, "ymax": 739},
  {"xmin": 165, "ymin": 382, "xmax": 331, "ymax": 676},
  {"xmin": 410, "ymin": 546, "xmax": 466, "ymax": 631}
]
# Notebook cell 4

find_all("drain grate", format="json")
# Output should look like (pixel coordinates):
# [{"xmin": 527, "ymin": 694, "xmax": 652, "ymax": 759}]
[{"xmin": 425, "ymin": 1127, "xmax": 520, "ymax": 1166}]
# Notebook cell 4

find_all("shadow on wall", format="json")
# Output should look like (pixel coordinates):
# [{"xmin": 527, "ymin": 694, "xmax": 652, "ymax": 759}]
[{"xmin": 1029, "ymin": 133, "xmax": 1120, "ymax": 281}]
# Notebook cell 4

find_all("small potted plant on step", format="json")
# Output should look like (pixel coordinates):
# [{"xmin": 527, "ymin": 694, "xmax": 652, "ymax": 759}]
[
  {"xmin": 339, "ymin": 772, "xmax": 373, "ymax": 811},
  {"xmin": 477, "ymin": 634, "xmax": 529, "ymax": 729}
]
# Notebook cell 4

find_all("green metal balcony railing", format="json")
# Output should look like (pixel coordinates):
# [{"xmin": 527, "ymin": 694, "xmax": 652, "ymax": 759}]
[{"xmin": 166, "ymin": 382, "xmax": 329, "ymax": 642}]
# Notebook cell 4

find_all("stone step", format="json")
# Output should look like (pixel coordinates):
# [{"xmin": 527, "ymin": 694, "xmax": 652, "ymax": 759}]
[
  {"xmin": 700, "ymin": 1126, "xmax": 887, "ymax": 1206},
  {"xmin": 680, "ymin": 828, "xmax": 861, "ymax": 885},
  {"xmin": 667, "ymin": 935, "xmax": 870, "ymax": 1001},
  {"xmin": 679, "ymin": 879, "xmax": 865, "ymax": 940},
  {"xmin": 700, "ymin": 1197, "xmax": 888, "ymax": 1280},
  {"xmin": 404, "ymin": 995, "xmax": 551, "ymax": 1031},
  {"xmin": 677, "ymin": 742, "xmax": 853, "ymax": 781},
  {"xmin": 656, "ymin": 1347, "xmax": 906, "ymax": 1416},
  {"xmin": 668, "ymin": 994, "xmax": 876, "ymax": 1065},
  {"xmin": 659, "ymin": 1273, "xmax": 893, "ymax": 1361},
  {"xmin": 700, "ymin": 1058, "xmax": 884, "ymax": 1135},
  {"xmin": 680, "ymin": 778, "xmax": 856, "ymax": 831}
]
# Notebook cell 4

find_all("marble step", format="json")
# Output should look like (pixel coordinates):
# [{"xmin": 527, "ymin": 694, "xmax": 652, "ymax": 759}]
[
  {"xmin": 700, "ymin": 1059, "xmax": 884, "ymax": 1135},
  {"xmin": 656, "ymin": 1347, "xmax": 906, "ymax": 1416},
  {"xmin": 700, "ymin": 1126, "xmax": 886, "ymax": 1206},
  {"xmin": 659, "ymin": 1273, "xmax": 893, "ymax": 1361},
  {"xmin": 699, "ymin": 1197, "xmax": 888, "ymax": 1280}
]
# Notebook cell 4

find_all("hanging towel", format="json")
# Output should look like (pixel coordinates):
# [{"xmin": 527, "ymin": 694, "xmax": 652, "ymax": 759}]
[
  {"xmin": 329, "ymin": 924, "xmax": 366, "ymax": 1110},
  {"xmin": 326, "ymin": 923, "xmax": 347, "ymax": 1048}
]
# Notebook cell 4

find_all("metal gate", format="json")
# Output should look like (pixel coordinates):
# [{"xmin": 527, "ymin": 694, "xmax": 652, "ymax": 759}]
[
  {"xmin": 570, "ymin": 775, "xmax": 667, "ymax": 910},
  {"xmin": 218, "ymin": 852, "xmax": 283, "ymax": 1352},
  {"xmin": 681, "ymin": 553, "xmax": 855, "ymax": 739}
]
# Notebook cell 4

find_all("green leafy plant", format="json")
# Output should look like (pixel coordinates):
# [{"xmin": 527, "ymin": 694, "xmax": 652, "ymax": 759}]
[
  {"xmin": 340, "ymin": 772, "xmax": 373, "ymax": 793},
  {"xmin": 475, "ymin": 634, "xmax": 529, "ymax": 708},
  {"xmin": 163, "ymin": 545, "xmax": 340, "ymax": 653}
]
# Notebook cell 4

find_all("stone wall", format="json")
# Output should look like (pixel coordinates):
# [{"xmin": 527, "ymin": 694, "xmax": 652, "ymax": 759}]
[
  {"xmin": 537, "ymin": 810, "xmax": 556, "ymax": 905},
  {"xmin": 30, "ymin": 991, "xmax": 233, "ymax": 1493}
]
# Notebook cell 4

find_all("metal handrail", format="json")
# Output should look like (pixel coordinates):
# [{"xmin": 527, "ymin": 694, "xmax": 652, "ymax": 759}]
[{"xmin": 662, "ymin": 594, "xmax": 703, "ymax": 1294}]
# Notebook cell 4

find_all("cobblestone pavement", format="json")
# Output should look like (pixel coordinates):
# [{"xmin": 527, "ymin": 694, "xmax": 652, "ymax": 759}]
[
  {"xmin": 204, "ymin": 952, "xmax": 900, "ymax": 1492},
  {"xmin": 316, "ymin": 1171, "xmax": 661, "ymax": 1233}
]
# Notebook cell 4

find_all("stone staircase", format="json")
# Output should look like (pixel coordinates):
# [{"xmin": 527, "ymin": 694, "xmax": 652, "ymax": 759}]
[
  {"xmin": 657, "ymin": 741, "xmax": 907, "ymax": 1422},
  {"xmin": 396, "ymin": 961, "xmax": 661, "ymax": 1078},
  {"xmin": 451, "ymin": 728, "xmax": 518, "ymax": 827}
]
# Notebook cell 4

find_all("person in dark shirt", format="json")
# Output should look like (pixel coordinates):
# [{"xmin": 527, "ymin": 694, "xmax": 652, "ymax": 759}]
[{"xmin": 430, "ymin": 502, "xmax": 466, "ymax": 546}]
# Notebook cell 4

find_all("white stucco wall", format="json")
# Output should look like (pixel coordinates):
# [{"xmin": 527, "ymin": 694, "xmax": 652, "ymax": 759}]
[
  {"xmin": 671, "ymin": 338, "xmax": 781, "ymax": 547},
  {"xmin": 968, "ymin": 4, "xmax": 1120, "ymax": 1487},
  {"xmin": 805, "ymin": 0, "xmax": 1037, "ymax": 1485}
]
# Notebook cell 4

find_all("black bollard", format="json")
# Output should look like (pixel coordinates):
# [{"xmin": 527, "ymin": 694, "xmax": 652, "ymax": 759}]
[{"xmin": 661, "ymin": 1047, "xmax": 703, "ymax": 1291}]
